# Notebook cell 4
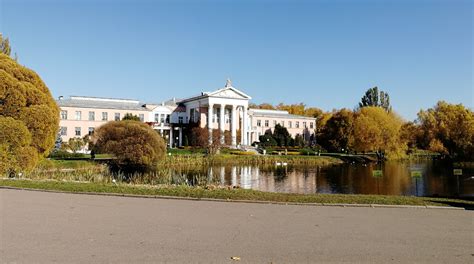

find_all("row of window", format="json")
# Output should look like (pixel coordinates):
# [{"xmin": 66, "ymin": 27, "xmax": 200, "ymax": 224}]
[
  {"xmin": 154, "ymin": 113, "xmax": 170, "ymax": 124},
  {"xmin": 189, "ymin": 108, "xmax": 231, "ymax": 124},
  {"xmin": 256, "ymin": 120, "xmax": 314, "ymax": 129},
  {"xmin": 60, "ymin": 126, "xmax": 94, "ymax": 137},
  {"xmin": 60, "ymin": 110, "xmax": 144, "ymax": 122}
]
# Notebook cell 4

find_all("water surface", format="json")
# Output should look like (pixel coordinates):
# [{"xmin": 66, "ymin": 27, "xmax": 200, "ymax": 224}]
[{"xmin": 164, "ymin": 160, "xmax": 473, "ymax": 197}]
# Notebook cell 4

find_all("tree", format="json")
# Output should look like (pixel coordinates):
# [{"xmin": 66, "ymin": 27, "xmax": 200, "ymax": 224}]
[
  {"xmin": 208, "ymin": 129, "xmax": 222, "ymax": 154},
  {"xmin": 352, "ymin": 107, "xmax": 405, "ymax": 158},
  {"xmin": 0, "ymin": 53, "xmax": 59, "ymax": 174},
  {"xmin": 417, "ymin": 101, "xmax": 474, "ymax": 160},
  {"xmin": 62, "ymin": 137, "xmax": 87, "ymax": 153},
  {"xmin": 304, "ymin": 107, "xmax": 323, "ymax": 118},
  {"xmin": 294, "ymin": 134, "xmax": 305, "ymax": 147},
  {"xmin": 273, "ymin": 124, "xmax": 292, "ymax": 147},
  {"xmin": 122, "ymin": 113, "xmax": 141, "ymax": 121},
  {"xmin": 188, "ymin": 126, "xmax": 208, "ymax": 147},
  {"xmin": 256, "ymin": 103, "xmax": 276, "ymax": 110},
  {"xmin": 91, "ymin": 120, "xmax": 166, "ymax": 173},
  {"xmin": 0, "ymin": 117, "xmax": 38, "ymax": 174},
  {"xmin": 359, "ymin": 86, "xmax": 391, "ymax": 112},
  {"xmin": 277, "ymin": 102, "xmax": 306, "ymax": 116},
  {"xmin": 319, "ymin": 109, "xmax": 355, "ymax": 152},
  {"xmin": 259, "ymin": 131, "xmax": 277, "ymax": 147},
  {"xmin": 400, "ymin": 121, "xmax": 420, "ymax": 151},
  {"xmin": 0, "ymin": 34, "xmax": 11, "ymax": 56},
  {"xmin": 315, "ymin": 111, "xmax": 332, "ymax": 144}
]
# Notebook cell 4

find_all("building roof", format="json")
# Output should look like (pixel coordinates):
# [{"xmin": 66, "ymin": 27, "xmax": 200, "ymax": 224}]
[
  {"xmin": 178, "ymin": 80, "xmax": 251, "ymax": 103},
  {"xmin": 249, "ymin": 108, "xmax": 316, "ymax": 120},
  {"xmin": 57, "ymin": 96, "xmax": 147, "ymax": 111}
]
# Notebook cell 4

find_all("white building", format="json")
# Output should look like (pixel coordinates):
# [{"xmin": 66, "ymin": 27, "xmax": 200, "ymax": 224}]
[{"xmin": 57, "ymin": 80, "xmax": 316, "ymax": 147}]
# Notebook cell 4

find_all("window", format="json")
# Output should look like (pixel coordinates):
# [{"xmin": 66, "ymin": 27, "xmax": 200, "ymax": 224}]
[
  {"xmin": 216, "ymin": 108, "xmax": 220, "ymax": 123},
  {"xmin": 114, "ymin": 113, "xmax": 120, "ymax": 121},
  {"xmin": 60, "ymin": 110, "xmax": 67, "ymax": 120},
  {"xmin": 296, "ymin": 121, "xmax": 300, "ymax": 128},
  {"xmin": 166, "ymin": 114, "xmax": 170, "ymax": 124},
  {"xmin": 154, "ymin": 113, "xmax": 159, "ymax": 122},
  {"xmin": 289, "ymin": 121, "xmax": 292, "ymax": 128},
  {"xmin": 273, "ymin": 120, "xmax": 277, "ymax": 127},
  {"xmin": 225, "ymin": 109, "xmax": 230, "ymax": 124},
  {"xmin": 178, "ymin": 116, "xmax": 183, "ymax": 124},
  {"xmin": 160, "ymin": 114, "xmax": 165, "ymax": 124},
  {"xmin": 75, "ymin": 111, "xmax": 82, "ymax": 120},
  {"xmin": 265, "ymin": 120, "xmax": 269, "ymax": 127},
  {"xmin": 139, "ymin": 114, "xmax": 144, "ymax": 122},
  {"xmin": 60, "ymin": 126, "xmax": 67, "ymax": 136},
  {"xmin": 282, "ymin": 121, "xmax": 285, "ymax": 127},
  {"xmin": 190, "ymin": 109, "xmax": 195, "ymax": 122},
  {"xmin": 88, "ymin": 111, "xmax": 95, "ymax": 121},
  {"xmin": 102, "ymin": 112, "xmax": 108, "ymax": 121},
  {"xmin": 88, "ymin": 127, "xmax": 94, "ymax": 135},
  {"xmin": 213, "ymin": 112, "xmax": 218, "ymax": 123},
  {"xmin": 303, "ymin": 121, "xmax": 307, "ymax": 128},
  {"xmin": 75, "ymin": 127, "xmax": 81, "ymax": 136},
  {"xmin": 310, "ymin": 122, "xmax": 314, "ymax": 129},
  {"xmin": 257, "ymin": 120, "xmax": 261, "ymax": 127}
]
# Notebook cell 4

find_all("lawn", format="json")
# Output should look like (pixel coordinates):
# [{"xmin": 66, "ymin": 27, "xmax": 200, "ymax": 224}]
[{"xmin": 1, "ymin": 179, "xmax": 472, "ymax": 209}]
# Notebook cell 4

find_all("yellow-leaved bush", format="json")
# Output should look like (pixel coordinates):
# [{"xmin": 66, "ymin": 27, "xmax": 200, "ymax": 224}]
[
  {"xmin": 0, "ymin": 53, "xmax": 59, "ymax": 174},
  {"xmin": 352, "ymin": 107, "xmax": 406, "ymax": 159},
  {"xmin": 91, "ymin": 120, "xmax": 166, "ymax": 173}
]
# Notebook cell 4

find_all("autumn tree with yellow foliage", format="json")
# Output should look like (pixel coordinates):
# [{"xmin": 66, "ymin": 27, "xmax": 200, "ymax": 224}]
[
  {"xmin": 0, "ymin": 51, "xmax": 59, "ymax": 175},
  {"xmin": 91, "ymin": 120, "xmax": 166, "ymax": 173},
  {"xmin": 352, "ymin": 107, "xmax": 406, "ymax": 159},
  {"xmin": 417, "ymin": 101, "xmax": 473, "ymax": 160}
]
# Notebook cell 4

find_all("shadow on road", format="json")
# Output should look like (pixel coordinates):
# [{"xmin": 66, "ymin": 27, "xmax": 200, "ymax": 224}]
[{"xmin": 427, "ymin": 200, "xmax": 474, "ymax": 210}]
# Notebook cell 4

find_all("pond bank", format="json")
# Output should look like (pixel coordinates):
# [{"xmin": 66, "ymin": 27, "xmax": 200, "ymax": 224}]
[
  {"xmin": 1, "ymin": 179, "xmax": 472, "ymax": 208},
  {"xmin": 159, "ymin": 154, "xmax": 344, "ymax": 167}
]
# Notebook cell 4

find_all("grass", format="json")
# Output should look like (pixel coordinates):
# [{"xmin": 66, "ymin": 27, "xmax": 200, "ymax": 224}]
[
  {"xmin": 453, "ymin": 162, "xmax": 474, "ymax": 169},
  {"xmin": 14, "ymin": 155, "xmax": 341, "ymax": 186},
  {"xmin": 161, "ymin": 154, "xmax": 343, "ymax": 166},
  {"xmin": 1, "ymin": 178, "xmax": 472, "ymax": 208}
]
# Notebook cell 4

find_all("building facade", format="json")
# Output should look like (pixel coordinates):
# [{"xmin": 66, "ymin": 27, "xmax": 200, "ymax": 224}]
[{"xmin": 57, "ymin": 80, "xmax": 316, "ymax": 147}]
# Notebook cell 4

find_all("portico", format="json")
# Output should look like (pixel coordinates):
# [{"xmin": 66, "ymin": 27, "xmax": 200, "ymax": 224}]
[{"xmin": 178, "ymin": 79, "xmax": 251, "ymax": 146}]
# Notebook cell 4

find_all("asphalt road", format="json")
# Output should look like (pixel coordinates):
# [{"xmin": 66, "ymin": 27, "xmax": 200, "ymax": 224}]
[{"xmin": 0, "ymin": 189, "xmax": 472, "ymax": 263}]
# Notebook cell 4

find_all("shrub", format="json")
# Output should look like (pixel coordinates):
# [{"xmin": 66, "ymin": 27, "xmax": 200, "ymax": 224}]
[
  {"xmin": 0, "ymin": 53, "xmax": 59, "ymax": 174},
  {"xmin": 91, "ymin": 120, "xmax": 166, "ymax": 173},
  {"xmin": 48, "ymin": 149, "xmax": 87, "ymax": 159}
]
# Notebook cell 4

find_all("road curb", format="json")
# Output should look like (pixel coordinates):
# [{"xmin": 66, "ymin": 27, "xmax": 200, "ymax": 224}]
[{"xmin": 0, "ymin": 185, "xmax": 465, "ymax": 210}]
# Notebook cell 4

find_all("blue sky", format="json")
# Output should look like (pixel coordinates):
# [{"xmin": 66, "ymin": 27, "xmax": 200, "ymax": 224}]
[{"xmin": 1, "ymin": 0, "xmax": 472, "ymax": 120}]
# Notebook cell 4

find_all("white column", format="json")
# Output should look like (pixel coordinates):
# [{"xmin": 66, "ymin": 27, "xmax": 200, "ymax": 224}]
[
  {"xmin": 208, "ymin": 104, "xmax": 214, "ymax": 145},
  {"xmin": 219, "ymin": 104, "xmax": 225, "ymax": 144},
  {"xmin": 169, "ymin": 127, "xmax": 173, "ymax": 148},
  {"xmin": 178, "ymin": 127, "xmax": 183, "ymax": 147},
  {"xmin": 231, "ymin": 166, "xmax": 237, "ymax": 186},
  {"xmin": 220, "ymin": 166, "xmax": 225, "ymax": 186},
  {"xmin": 208, "ymin": 167, "xmax": 213, "ymax": 183},
  {"xmin": 242, "ymin": 106, "xmax": 248, "ymax": 145},
  {"xmin": 240, "ymin": 107, "xmax": 244, "ymax": 145},
  {"xmin": 231, "ymin": 105, "xmax": 237, "ymax": 146}
]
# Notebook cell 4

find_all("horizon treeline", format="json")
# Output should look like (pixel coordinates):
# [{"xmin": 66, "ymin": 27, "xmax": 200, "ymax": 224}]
[{"xmin": 249, "ymin": 88, "xmax": 473, "ymax": 161}]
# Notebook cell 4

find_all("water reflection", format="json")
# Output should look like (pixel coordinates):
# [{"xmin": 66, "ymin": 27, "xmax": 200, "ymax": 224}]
[{"xmin": 165, "ymin": 160, "xmax": 473, "ymax": 197}]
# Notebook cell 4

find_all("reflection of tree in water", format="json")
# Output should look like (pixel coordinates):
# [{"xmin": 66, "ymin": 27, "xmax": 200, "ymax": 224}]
[
  {"xmin": 273, "ymin": 166, "xmax": 288, "ymax": 182},
  {"xmin": 167, "ymin": 165, "xmax": 212, "ymax": 186},
  {"xmin": 321, "ymin": 165, "xmax": 352, "ymax": 194},
  {"xmin": 160, "ymin": 160, "xmax": 468, "ymax": 196}
]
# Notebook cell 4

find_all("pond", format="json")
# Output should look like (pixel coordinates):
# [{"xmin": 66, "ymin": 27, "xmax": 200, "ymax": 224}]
[{"xmin": 163, "ymin": 160, "xmax": 473, "ymax": 197}]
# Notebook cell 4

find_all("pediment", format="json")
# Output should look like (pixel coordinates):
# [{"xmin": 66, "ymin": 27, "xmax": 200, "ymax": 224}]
[{"xmin": 208, "ymin": 87, "xmax": 251, "ymax": 100}]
